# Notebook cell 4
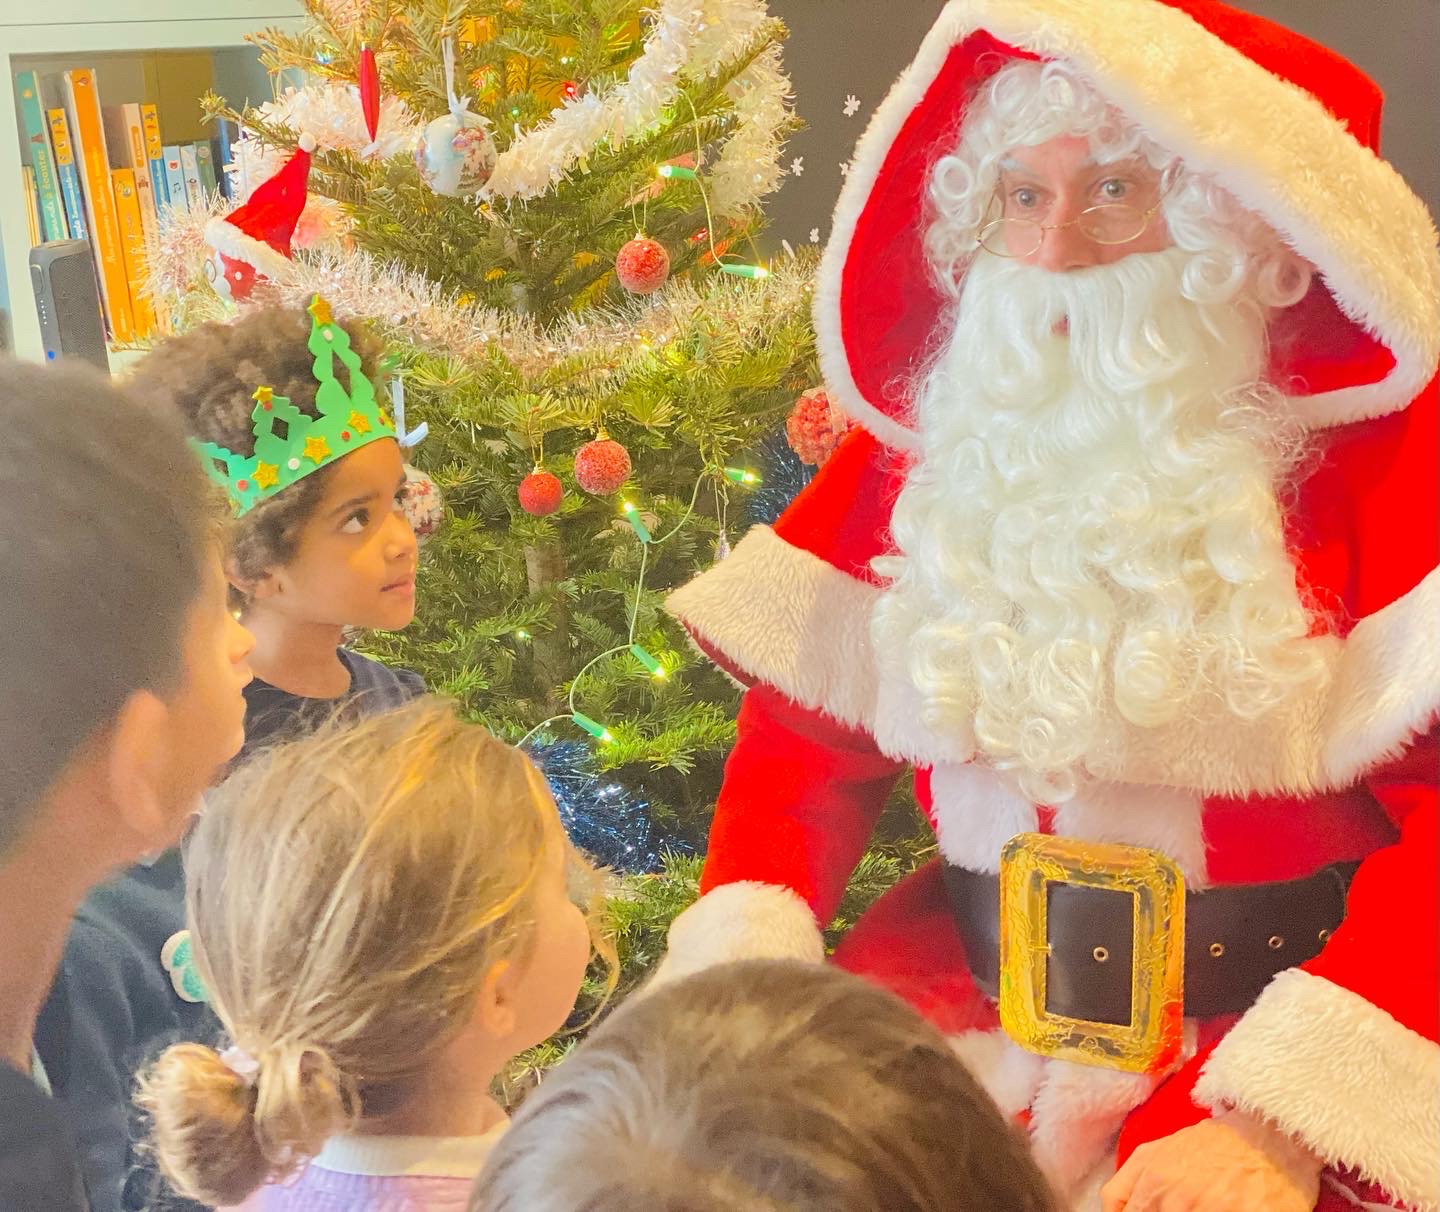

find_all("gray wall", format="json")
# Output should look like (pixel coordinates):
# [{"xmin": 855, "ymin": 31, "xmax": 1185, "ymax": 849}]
[{"xmin": 763, "ymin": 0, "xmax": 1440, "ymax": 251}]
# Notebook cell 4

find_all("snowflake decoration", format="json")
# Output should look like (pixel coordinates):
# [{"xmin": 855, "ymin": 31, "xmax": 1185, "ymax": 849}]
[
  {"xmin": 810, "ymin": 227, "xmax": 821, "ymax": 244},
  {"xmin": 789, "ymin": 156, "xmax": 804, "ymax": 177},
  {"xmin": 839, "ymin": 160, "xmax": 851, "ymax": 178},
  {"xmin": 843, "ymin": 94, "xmax": 862, "ymax": 117}
]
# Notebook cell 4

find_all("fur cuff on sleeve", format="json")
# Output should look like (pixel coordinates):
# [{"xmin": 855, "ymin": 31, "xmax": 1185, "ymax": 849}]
[
  {"xmin": 1194, "ymin": 969, "xmax": 1440, "ymax": 1212},
  {"xmin": 649, "ymin": 881, "xmax": 825, "ymax": 988}
]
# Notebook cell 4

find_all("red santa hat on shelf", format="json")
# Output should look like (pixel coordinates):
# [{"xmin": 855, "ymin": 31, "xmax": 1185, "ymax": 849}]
[
  {"xmin": 815, "ymin": 0, "xmax": 1440, "ymax": 454},
  {"xmin": 203, "ymin": 132, "xmax": 317, "ymax": 301}
]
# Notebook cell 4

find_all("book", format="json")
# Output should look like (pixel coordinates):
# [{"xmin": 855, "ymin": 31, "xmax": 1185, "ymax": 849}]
[
  {"xmin": 140, "ymin": 104, "xmax": 169, "ymax": 210},
  {"xmin": 22, "ymin": 166, "xmax": 41, "ymax": 246},
  {"xmin": 193, "ymin": 140, "xmax": 219, "ymax": 198},
  {"xmin": 179, "ymin": 142, "xmax": 202, "ymax": 209},
  {"xmin": 162, "ymin": 145, "xmax": 189, "ymax": 215},
  {"xmin": 122, "ymin": 104, "xmax": 162, "ymax": 240},
  {"xmin": 63, "ymin": 67, "xmax": 135, "ymax": 342},
  {"xmin": 111, "ymin": 169, "xmax": 156, "ymax": 337},
  {"xmin": 212, "ymin": 117, "xmax": 239, "ymax": 200},
  {"xmin": 15, "ymin": 72, "xmax": 68, "ymax": 242},
  {"xmin": 47, "ymin": 108, "xmax": 89, "ymax": 240}
]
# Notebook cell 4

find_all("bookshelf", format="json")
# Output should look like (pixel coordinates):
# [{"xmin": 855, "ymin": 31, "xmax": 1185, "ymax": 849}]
[{"xmin": 1, "ymin": 1, "xmax": 305, "ymax": 366}]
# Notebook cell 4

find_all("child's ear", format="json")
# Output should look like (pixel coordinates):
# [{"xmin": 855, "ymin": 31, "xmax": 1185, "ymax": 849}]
[
  {"xmin": 104, "ymin": 690, "xmax": 174, "ymax": 845},
  {"xmin": 475, "ymin": 959, "xmax": 519, "ymax": 1040}
]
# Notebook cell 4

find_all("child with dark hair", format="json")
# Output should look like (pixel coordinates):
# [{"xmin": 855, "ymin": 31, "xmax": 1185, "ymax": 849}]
[
  {"xmin": 36, "ymin": 300, "xmax": 427, "ymax": 1212},
  {"xmin": 472, "ymin": 959, "xmax": 1057, "ymax": 1212},
  {"xmin": 0, "ymin": 357, "xmax": 253, "ymax": 1211}
]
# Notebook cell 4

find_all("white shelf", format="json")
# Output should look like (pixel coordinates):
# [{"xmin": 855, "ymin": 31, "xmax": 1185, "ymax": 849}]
[{"xmin": 0, "ymin": 1, "xmax": 305, "ymax": 364}]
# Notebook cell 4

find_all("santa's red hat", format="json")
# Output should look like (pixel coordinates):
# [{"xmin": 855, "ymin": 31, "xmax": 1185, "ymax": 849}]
[
  {"xmin": 815, "ymin": 0, "xmax": 1440, "ymax": 453},
  {"xmin": 204, "ymin": 132, "xmax": 316, "ymax": 296}
]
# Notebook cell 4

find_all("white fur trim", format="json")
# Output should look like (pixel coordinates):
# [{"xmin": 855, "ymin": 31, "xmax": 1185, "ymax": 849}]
[
  {"xmin": 817, "ymin": 0, "xmax": 1440, "ymax": 451},
  {"xmin": 675, "ymin": 526, "xmax": 1437, "ymax": 794},
  {"xmin": 204, "ymin": 217, "xmax": 297, "ymax": 283},
  {"xmin": 950, "ymin": 1027, "xmax": 1045, "ymax": 1116},
  {"xmin": 930, "ymin": 762, "xmax": 1037, "ymax": 873},
  {"xmin": 1054, "ymin": 783, "xmax": 1208, "ymax": 887},
  {"xmin": 1321, "ymin": 566, "xmax": 1440, "ymax": 787},
  {"xmin": 1195, "ymin": 968, "xmax": 1440, "ymax": 1212},
  {"xmin": 651, "ymin": 881, "xmax": 823, "ymax": 988},
  {"xmin": 297, "ymin": 132, "xmax": 317, "ymax": 153},
  {"xmin": 665, "ymin": 525, "xmax": 880, "ymax": 730}
]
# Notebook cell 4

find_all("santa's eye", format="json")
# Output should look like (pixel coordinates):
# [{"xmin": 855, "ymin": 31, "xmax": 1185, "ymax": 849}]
[
  {"xmin": 1010, "ymin": 187, "xmax": 1042, "ymax": 211},
  {"xmin": 1098, "ymin": 178, "xmax": 1129, "ymax": 202}
]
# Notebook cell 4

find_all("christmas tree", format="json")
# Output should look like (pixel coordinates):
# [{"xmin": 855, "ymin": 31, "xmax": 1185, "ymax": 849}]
[{"xmin": 150, "ymin": 0, "xmax": 929, "ymax": 1023}]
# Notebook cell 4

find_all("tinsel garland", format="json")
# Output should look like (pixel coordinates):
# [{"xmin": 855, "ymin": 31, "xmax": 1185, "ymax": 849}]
[
  {"xmin": 481, "ymin": 0, "xmax": 780, "ymax": 207},
  {"xmin": 526, "ymin": 739, "xmax": 666, "ymax": 873},
  {"xmin": 708, "ymin": 42, "xmax": 792, "ymax": 216},
  {"xmin": 746, "ymin": 424, "xmax": 814, "ymax": 527},
  {"xmin": 147, "ymin": 203, "xmax": 815, "ymax": 386}
]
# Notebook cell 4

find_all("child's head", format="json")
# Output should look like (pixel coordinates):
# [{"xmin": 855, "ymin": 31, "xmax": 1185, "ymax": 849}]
[
  {"xmin": 128, "ymin": 306, "xmax": 418, "ymax": 631},
  {"xmin": 141, "ymin": 697, "xmax": 606, "ymax": 1206},
  {"xmin": 472, "ymin": 959, "xmax": 1057, "ymax": 1212},
  {"xmin": 0, "ymin": 358, "xmax": 252, "ymax": 869}
]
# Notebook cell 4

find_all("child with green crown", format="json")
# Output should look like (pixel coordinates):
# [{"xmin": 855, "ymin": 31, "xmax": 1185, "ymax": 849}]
[{"xmin": 35, "ymin": 298, "xmax": 429, "ymax": 1212}]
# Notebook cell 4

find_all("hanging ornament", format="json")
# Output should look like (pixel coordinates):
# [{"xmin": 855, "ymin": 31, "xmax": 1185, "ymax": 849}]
[
  {"xmin": 203, "ymin": 134, "xmax": 316, "ymax": 302},
  {"xmin": 518, "ymin": 468, "xmax": 564, "ymax": 516},
  {"xmin": 785, "ymin": 386, "xmax": 854, "ymax": 467},
  {"xmin": 574, "ymin": 433, "xmax": 632, "ymax": 496},
  {"xmin": 415, "ymin": 35, "xmax": 498, "ymax": 196},
  {"xmin": 562, "ymin": 80, "xmax": 580, "ymax": 101},
  {"xmin": 615, "ymin": 236, "xmax": 670, "ymax": 295},
  {"xmin": 357, "ymin": 42, "xmax": 381, "ymax": 143},
  {"xmin": 402, "ymin": 465, "xmax": 444, "ymax": 543},
  {"xmin": 714, "ymin": 529, "xmax": 731, "ymax": 561}
]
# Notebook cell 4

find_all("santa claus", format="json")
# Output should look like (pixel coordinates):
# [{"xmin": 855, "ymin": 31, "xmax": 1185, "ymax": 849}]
[{"xmin": 660, "ymin": 2, "xmax": 1439, "ymax": 1210}]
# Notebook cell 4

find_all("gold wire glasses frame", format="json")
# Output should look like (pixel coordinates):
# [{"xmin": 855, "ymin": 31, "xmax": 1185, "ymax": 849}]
[{"xmin": 976, "ymin": 168, "xmax": 1178, "ymax": 259}]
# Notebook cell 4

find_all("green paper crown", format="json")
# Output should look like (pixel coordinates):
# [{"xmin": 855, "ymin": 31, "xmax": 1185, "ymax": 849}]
[{"xmin": 193, "ymin": 296, "xmax": 396, "ymax": 516}]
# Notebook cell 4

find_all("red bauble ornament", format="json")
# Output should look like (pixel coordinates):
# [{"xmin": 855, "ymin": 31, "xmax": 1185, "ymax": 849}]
[
  {"xmin": 518, "ymin": 469, "xmax": 564, "ymax": 516},
  {"xmin": 785, "ymin": 387, "xmax": 854, "ymax": 467},
  {"xmin": 573, "ymin": 436, "xmax": 632, "ymax": 496},
  {"xmin": 615, "ymin": 236, "xmax": 670, "ymax": 295},
  {"xmin": 358, "ymin": 44, "xmax": 381, "ymax": 142}
]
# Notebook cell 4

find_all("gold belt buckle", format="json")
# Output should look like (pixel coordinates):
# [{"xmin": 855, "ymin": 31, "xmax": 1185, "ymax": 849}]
[{"xmin": 998, "ymin": 832, "xmax": 1186, "ymax": 1074}]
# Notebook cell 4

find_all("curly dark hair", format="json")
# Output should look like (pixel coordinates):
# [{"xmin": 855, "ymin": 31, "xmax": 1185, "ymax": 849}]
[{"xmin": 127, "ymin": 307, "xmax": 383, "ymax": 606}]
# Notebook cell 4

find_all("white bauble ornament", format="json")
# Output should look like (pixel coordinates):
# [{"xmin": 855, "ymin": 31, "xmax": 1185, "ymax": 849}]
[
  {"xmin": 414, "ymin": 110, "xmax": 497, "ymax": 197},
  {"xmin": 402, "ymin": 465, "xmax": 445, "ymax": 544}
]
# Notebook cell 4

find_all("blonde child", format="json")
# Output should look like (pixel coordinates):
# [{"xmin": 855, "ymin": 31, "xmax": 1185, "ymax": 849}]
[
  {"xmin": 141, "ymin": 697, "xmax": 608, "ymax": 1210},
  {"xmin": 472, "ymin": 958, "xmax": 1056, "ymax": 1212}
]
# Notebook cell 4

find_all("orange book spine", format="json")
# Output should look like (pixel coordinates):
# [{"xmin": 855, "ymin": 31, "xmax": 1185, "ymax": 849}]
[
  {"xmin": 111, "ymin": 169, "xmax": 156, "ymax": 338},
  {"xmin": 63, "ymin": 68, "xmax": 135, "ymax": 343}
]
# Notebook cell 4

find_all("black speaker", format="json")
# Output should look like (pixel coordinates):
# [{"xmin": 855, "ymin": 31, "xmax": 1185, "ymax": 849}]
[{"xmin": 29, "ymin": 240, "xmax": 109, "ymax": 372}]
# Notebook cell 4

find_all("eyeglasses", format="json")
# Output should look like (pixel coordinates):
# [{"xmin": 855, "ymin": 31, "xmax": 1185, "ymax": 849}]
[{"xmin": 975, "ymin": 169, "xmax": 1177, "ymax": 259}]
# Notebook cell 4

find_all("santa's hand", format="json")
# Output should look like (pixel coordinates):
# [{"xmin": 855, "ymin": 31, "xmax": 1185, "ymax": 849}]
[{"xmin": 1100, "ymin": 1111, "xmax": 1323, "ymax": 1212}]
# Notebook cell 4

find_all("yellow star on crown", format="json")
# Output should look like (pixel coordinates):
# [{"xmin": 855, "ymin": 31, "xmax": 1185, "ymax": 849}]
[
  {"xmin": 348, "ymin": 410, "xmax": 371, "ymax": 435},
  {"xmin": 308, "ymin": 296, "xmax": 334, "ymax": 326},
  {"xmin": 253, "ymin": 462, "xmax": 280, "ymax": 489},
  {"xmin": 252, "ymin": 385, "xmax": 274, "ymax": 405},
  {"xmin": 303, "ymin": 435, "xmax": 331, "ymax": 464}
]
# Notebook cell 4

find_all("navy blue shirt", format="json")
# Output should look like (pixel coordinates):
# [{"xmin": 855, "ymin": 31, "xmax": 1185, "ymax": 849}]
[
  {"xmin": 0, "ymin": 1061, "xmax": 89, "ymax": 1211},
  {"xmin": 34, "ymin": 650, "xmax": 424, "ymax": 1212}
]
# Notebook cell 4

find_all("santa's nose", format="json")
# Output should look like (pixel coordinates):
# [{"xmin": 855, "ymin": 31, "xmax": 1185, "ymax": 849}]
[{"xmin": 1035, "ymin": 218, "xmax": 1104, "ymax": 273}]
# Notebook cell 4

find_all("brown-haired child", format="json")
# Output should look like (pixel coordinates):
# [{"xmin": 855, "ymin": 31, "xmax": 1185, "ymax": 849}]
[{"xmin": 472, "ymin": 958, "xmax": 1056, "ymax": 1212}]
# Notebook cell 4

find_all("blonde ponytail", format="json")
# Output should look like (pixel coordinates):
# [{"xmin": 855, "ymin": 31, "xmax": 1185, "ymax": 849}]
[{"xmin": 140, "ymin": 1044, "xmax": 270, "ymax": 1207}]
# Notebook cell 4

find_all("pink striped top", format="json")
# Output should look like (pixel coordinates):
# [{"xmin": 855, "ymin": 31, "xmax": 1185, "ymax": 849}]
[{"xmin": 226, "ymin": 1123, "xmax": 507, "ymax": 1212}]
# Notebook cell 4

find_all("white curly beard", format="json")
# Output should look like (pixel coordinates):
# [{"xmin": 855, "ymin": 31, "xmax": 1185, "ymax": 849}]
[{"xmin": 870, "ymin": 247, "xmax": 1330, "ymax": 804}]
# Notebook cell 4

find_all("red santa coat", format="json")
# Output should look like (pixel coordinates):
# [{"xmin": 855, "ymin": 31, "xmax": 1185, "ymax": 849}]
[{"xmin": 665, "ymin": 1, "xmax": 1440, "ymax": 1208}]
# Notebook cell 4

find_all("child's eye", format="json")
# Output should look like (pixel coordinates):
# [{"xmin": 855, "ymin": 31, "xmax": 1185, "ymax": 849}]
[
  {"xmin": 340, "ymin": 509, "xmax": 370, "ymax": 534},
  {"xmin": 393, "ymin": 487, "xmax": 410, "ymax": 511}
]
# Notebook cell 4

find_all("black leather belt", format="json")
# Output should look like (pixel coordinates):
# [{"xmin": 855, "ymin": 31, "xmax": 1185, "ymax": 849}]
[{"xmin": 943, "ymin": 858, "xmax": 1358, "ymax": 1024}]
